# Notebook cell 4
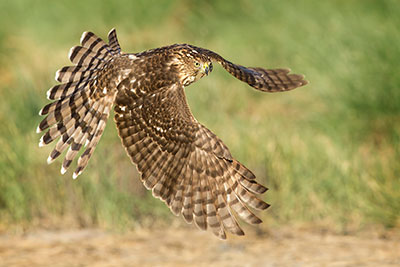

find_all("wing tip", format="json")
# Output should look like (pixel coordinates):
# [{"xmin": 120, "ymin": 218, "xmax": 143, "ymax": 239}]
[
  {"xmin": 80, "ymin": 31, "xmax": 90, "ymax": 46},
  {"xmin": 216, "ymin": 230, "xmax": 227, "ymax": 240},
  {"xmin": 289, "ymin": 72, "xmax": 309, "ymax": 87},
  {"xmin": 38, "ymin": 136, "xmax": 45, "ymax": 147},
  {"xmin": 301, "ymin": 78, "xmax": 309, "ymax": 86},
  {"xmin": 47, "ymin": 155, "xmax": 54, "ymax": 165},
  {"xmin": 61, "ymin": 166, "xmax": 67, "ymax": 175},
  {"xmin": 250, "ymin": 217, "xmax": 263, "ymax": 225},
  {"xmin": 237, "ymin": 229, "xmax": 245, "ymax": 236},
  {"xmin": 68, "ymin": 46, "xmax": 79, "ymax": 62},
  {"xmin": 54, "ymin": 69, "xmax": 61, "ymax": 82},
  {"xmin": 45, "ymin": 87, "xmax": 52, "ymax": 100},
  {"xmin": 108, "ymin": 28, "xmax": 117, "ymax": 37}
]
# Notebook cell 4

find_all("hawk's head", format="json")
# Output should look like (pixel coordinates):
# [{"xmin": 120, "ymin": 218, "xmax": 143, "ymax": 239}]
[{"xmin": 172, "ymin": 45, "xmax": 213, "ymax": 86}]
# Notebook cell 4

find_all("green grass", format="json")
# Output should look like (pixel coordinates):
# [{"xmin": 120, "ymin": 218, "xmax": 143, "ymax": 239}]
[{"xmin": 0, "ymin": 0, "xmax": 399, "ymax": 232}]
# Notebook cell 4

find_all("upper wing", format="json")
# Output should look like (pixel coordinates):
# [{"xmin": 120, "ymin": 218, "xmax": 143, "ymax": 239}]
[
  {"xmin": 199, "ymin": 48, "xmax": 308, "ymax": 92},
  {"xmin": 114, "ymin": 80, "xmax": 269, "ymax": 239}
]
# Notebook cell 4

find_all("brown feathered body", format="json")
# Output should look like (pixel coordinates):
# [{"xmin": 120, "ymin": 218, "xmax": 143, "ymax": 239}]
[{"xmin": 37, "ymin": 29, "xmax": 308, "ymax": 239}]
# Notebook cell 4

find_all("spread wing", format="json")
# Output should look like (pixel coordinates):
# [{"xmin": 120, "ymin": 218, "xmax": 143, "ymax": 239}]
[
  {"xmin": 114, "ymin": 79, "xmax": 269, "ymax": 239},
  {"xmin": 199, "ymin": 48, "xmax": 308, "ymax": 92}
]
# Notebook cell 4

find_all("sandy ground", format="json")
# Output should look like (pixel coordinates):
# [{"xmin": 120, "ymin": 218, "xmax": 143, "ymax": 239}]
[{"xmin": 0, "ymin": 225, "xmax": 399, "ymax": 267}]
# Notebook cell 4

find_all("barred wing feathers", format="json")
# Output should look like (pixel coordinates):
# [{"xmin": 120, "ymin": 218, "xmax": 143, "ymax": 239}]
[
  {"xmin": 114, "ymin": 82, "xmax": 269, "ymax": 239},
  {"xmin": 199, "ymin": 48, "xmax": 308, "ymax": 92}
]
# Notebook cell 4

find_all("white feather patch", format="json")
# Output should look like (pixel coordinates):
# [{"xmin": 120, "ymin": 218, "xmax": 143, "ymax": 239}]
[
  {"xmin": 46, "ymin": 88, "xmax": 52, "ymax": 100},
  {"xmin": 73, "ymin": 172, "xmax": 80, "ymax": 179},
  {"xmin": 61, "ymin": 166, "xmax": 67, "ymax": 174},
  {"xmin": 55, "ymin": 69, "xmax": 61, "ymax": 82},
  {"xmin": 80, "ymin": 32, "xmax": 89, "ymax": 45},
  {"xmin": 68, "ymin": 47, "xmax": 75, "ymax": 61},
  {"xmin": 47, "ymin": 155, "xmax": 54, "ymax": 164},
  {"xmin": 39, "ymin": 137, "xmax": 45, "ymax": 147}
]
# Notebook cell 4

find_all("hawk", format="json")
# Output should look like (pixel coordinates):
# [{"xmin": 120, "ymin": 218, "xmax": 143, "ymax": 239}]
[{"xmin": 37, "ymin": 29, "xmax": 308, "ymax": 239}]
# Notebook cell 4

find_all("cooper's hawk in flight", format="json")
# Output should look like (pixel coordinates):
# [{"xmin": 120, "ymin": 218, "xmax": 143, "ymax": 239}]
[{"xmin": 37, "ymin": 29, "xmax": 307, "ymax": 239}]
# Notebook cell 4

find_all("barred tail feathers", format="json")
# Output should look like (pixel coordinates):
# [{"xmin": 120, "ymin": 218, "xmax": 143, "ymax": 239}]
[{"xmin": 37, "ymin": 29, "xmax": 122, "ymax": 178}]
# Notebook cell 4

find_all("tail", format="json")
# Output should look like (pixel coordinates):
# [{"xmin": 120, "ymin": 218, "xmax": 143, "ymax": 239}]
[{"xmin": 37, "ymin": 29, "xmax": 122, "ymax": 178}]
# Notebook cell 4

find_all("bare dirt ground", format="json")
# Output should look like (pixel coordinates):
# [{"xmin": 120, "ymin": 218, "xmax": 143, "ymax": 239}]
[{"xmin": 0, "ymin": 225, "xmax": 399, "ymax": 267}]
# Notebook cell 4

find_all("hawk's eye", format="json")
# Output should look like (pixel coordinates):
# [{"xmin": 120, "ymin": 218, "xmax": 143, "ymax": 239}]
[{"xmin": 194, "ymin": 61, "xmax": 200, "ymax": 68}]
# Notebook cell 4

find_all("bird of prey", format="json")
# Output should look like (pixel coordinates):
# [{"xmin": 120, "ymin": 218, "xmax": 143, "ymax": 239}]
[{"xmin": 37, "ymin": 29, "xmax": 307, "ymax": 239}]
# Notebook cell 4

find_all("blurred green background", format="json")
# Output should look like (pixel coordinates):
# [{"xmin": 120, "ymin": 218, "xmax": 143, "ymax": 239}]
[{"xmin": 0, "ymin": 0, "xmax": 399, "ymax": 233}]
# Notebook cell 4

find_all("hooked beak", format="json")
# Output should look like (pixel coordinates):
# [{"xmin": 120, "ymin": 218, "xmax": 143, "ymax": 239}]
[{"xmin": 203, "ymin": 63, "xmax": 210, "ymax": 75}]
